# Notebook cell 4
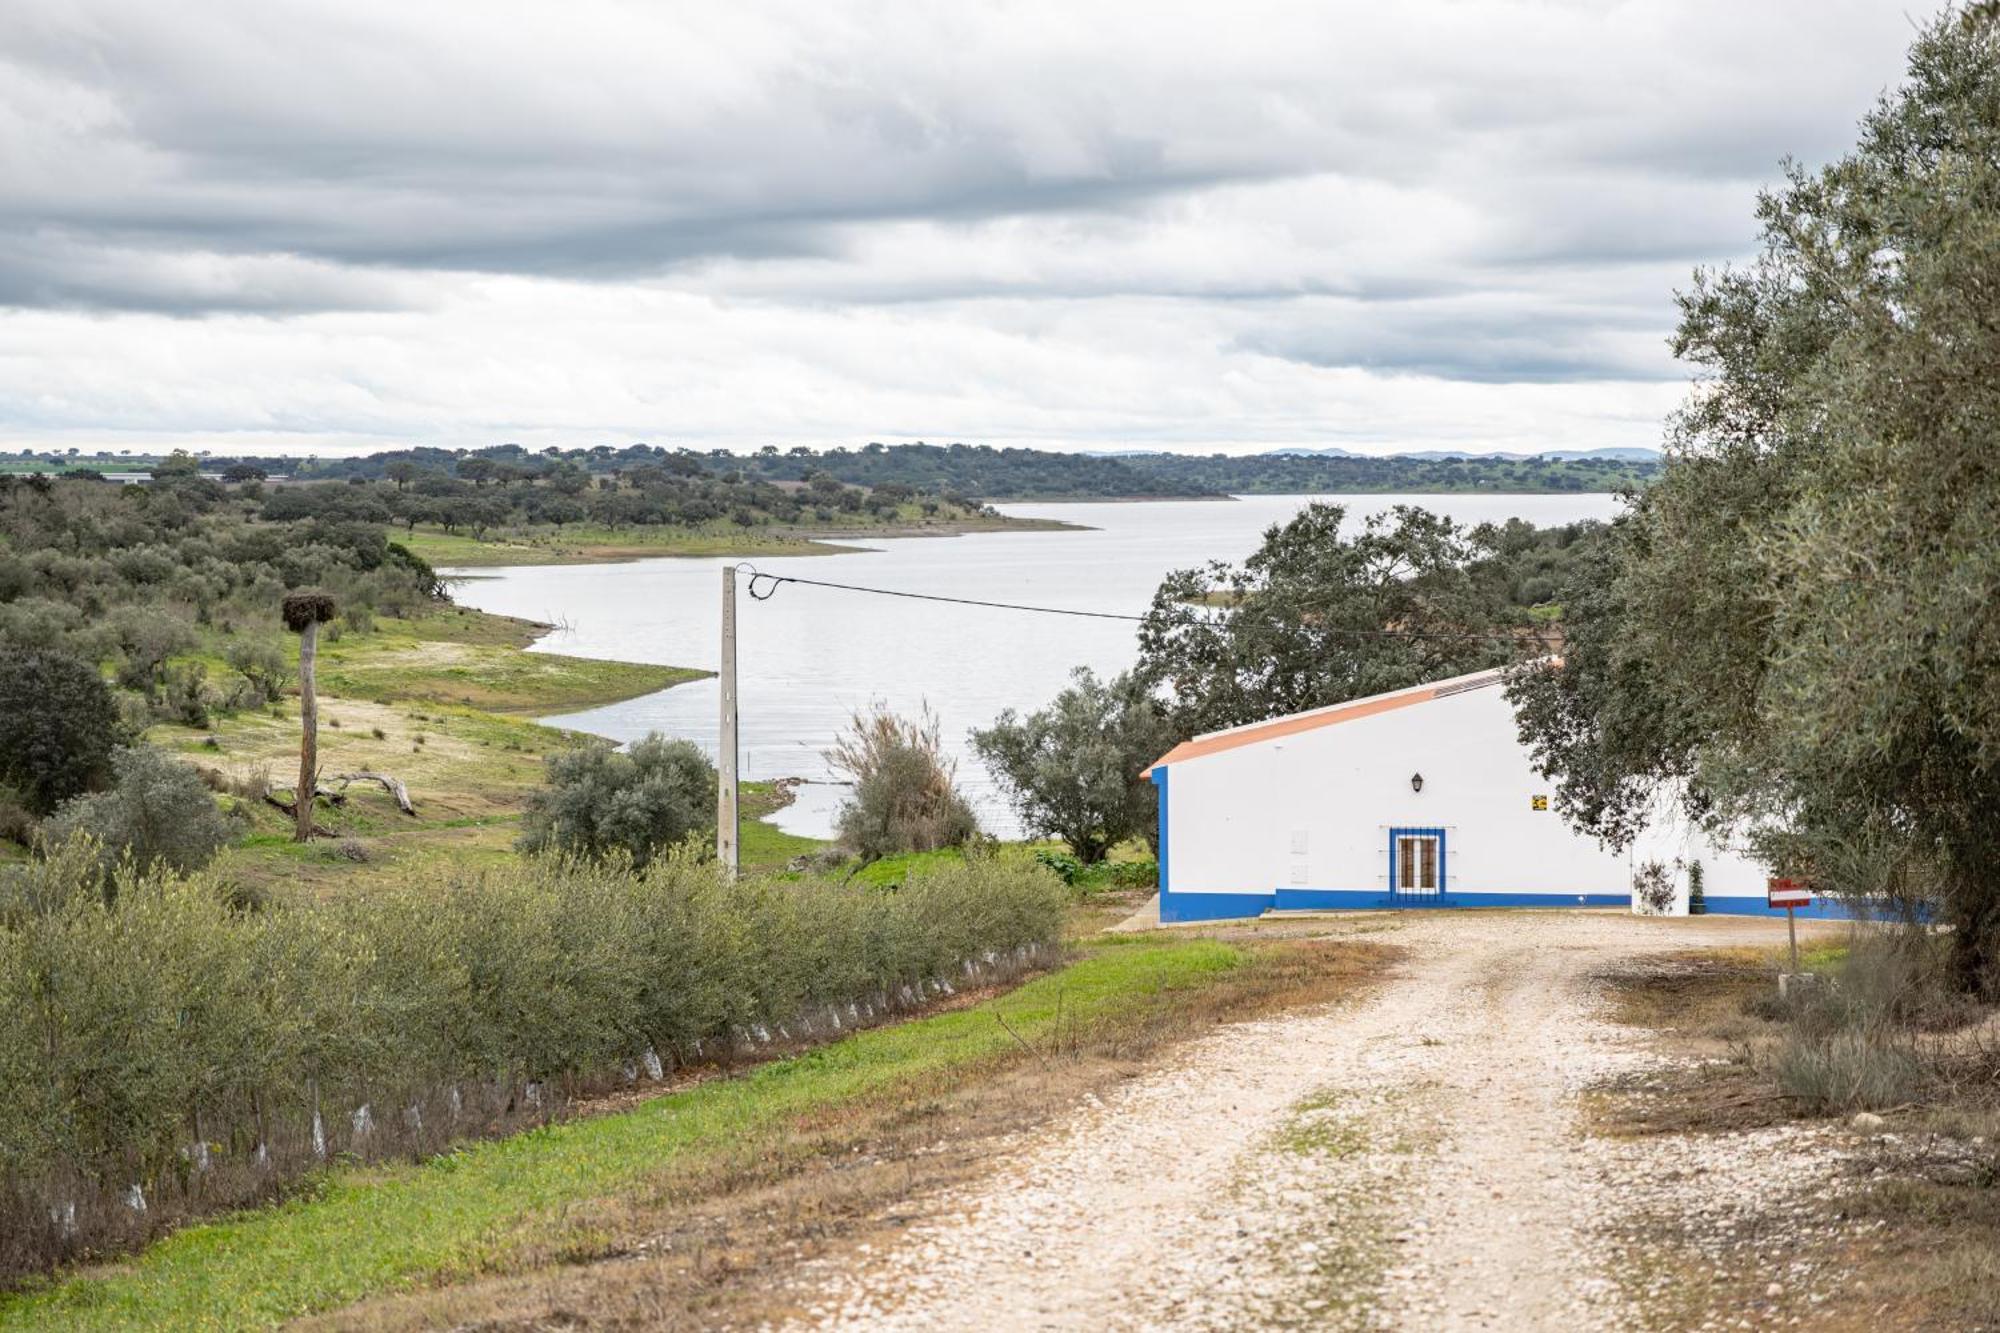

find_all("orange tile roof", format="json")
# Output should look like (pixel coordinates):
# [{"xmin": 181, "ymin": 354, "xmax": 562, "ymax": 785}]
[{"xmin": 1141, "ymin": 668, "xmax": 1509, "ymax": 775}]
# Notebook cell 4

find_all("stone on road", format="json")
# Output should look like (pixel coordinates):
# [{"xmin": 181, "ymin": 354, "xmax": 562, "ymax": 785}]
[{"xmin": 786, "ymin": 911, "xmax": 1847, "ymax": 1331}]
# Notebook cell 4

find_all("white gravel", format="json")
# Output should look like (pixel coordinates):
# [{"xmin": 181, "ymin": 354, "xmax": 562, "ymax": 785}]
[{"xmin": 779, "ymin": 911, "xmax": 1863, "ymax": 1331}]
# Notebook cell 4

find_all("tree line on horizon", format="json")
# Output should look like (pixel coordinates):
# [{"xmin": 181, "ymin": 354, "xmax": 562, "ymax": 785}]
[{"xmin": 13, "ymin": 440, "xmax": 1657, "ymax": 500}]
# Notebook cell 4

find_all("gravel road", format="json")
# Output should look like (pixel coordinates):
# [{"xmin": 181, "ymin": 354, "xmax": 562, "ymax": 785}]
[{"xmin": 783, "ymin": 911, "xmax": 1859, "ymax": 1331}]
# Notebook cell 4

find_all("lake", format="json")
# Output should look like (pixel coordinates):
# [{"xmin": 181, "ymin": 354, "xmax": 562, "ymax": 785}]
[{"xmin": 444, "ymin": 493, "xmax": 1625, "ymax": 839}]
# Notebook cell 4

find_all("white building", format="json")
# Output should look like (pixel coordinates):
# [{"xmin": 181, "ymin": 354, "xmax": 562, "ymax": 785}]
[{"xmin": 1143, "ymin": 667, "xmax": 1825, "ymax": 924}]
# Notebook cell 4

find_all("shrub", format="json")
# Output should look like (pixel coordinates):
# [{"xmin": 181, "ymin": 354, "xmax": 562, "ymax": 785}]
[
  {"xmin": 828, "ymin": 704, "xmax": 977, "ymax": 861},
  {"xmin": 1632, "ymin": 859, "xmax": 1676, "ymax": 915},
  {"xmin": 224, "ymin": 639, "xmax": 294, "ymax": 702},
  {"xmin": 519, "ymin": 734, "xmax": 716, "ymax": 869},
  {"xmin": 1770, "ymin": 1029, "xmax": 1927, "ymax": 1112},
  {"xmin": 0, "ymin": 792, "xmax": 35, "ymax": 847},
  {"xmin": 1033, "ymin": 847, "xmax": 1084, "ymax": 885},
  {"xmin": 43, "ymin": 746, "xmax": 239, "ymax": 879},
  {"xmin": 157, "ymin": 660, "xmax": 213, "ymax": 728},
  {"xmin": 0, "ymin": 846, "xmax": 1065, "ymax": 1275},
  {"xmin": 0, "ymin": 649, "xmax": 121, "ymax": 816},
  {"xmin": 972, "ymin": 668, "xmax": 1171, "ymax": 862},
  {"xmin": 1765, "ymin": 930, "xmax": 1972, "ymax": 1111}
]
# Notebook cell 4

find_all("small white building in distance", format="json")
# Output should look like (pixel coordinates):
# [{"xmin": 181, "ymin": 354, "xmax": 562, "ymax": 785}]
[{"xmin": 1142, "ymin": 667, "xmax": 1829, "ymax": 924}]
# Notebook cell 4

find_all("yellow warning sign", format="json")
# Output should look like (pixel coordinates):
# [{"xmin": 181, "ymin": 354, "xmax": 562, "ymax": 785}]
[{"xmin": 1531, "ymin": 794, "xmax": 1549, "ymax": 811}]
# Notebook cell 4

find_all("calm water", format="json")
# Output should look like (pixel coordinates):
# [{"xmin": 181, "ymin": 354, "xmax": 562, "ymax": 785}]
[{"xmin": 444, "ymin": 494, "xmax": 1623, "ymax": 838}]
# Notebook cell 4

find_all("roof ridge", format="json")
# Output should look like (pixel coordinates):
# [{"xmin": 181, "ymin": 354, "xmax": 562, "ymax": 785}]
[{"xmin": 1143, "ymin": 665, "xmax": 1510, "ymax": 776}]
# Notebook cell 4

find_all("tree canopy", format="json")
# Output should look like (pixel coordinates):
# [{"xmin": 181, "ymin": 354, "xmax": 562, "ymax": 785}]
[
  {"xmin": 1508, "ymin": 5, "xmax": 2000, "ymax": 992},
  {"xmin": 1136, "ymin": 503, "xmax": 1577, "ymax": 739},
  {"xmin": 972, "ymin": 669, "xmax": 1171, "ymax": 863},
  {"xmin": 518, "ymin": 734, "xmax": 717, "ymax": 869}
]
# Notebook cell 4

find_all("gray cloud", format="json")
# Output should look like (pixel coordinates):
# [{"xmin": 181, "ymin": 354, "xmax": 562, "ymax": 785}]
[{"xmin": 0, "ymin": 0, "xmax": 1929, "ymax": 449}]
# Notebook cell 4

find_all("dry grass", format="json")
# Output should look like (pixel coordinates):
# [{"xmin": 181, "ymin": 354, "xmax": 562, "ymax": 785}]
[
  {"xmin": 301, "ymin": 934, "xmax": 1401, "ymax": 1332},
  {"xmin": 148, "ymin": 692, "xmax": 553, "ymax": 897},
  {"xmin": 1595, "ymin": 941, "xmax": 2000, "ymax": 1330},
  {"xmin": 1587, "ymin": 949, "xmax": 1801, "ymax": 1136}
]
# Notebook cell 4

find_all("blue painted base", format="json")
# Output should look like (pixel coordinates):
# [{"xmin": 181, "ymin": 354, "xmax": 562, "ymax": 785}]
[
  {"xmin": 1158, "ymin": 890, "xmax": 1274, "ymax": 923},
  {"xmin": 1275, "ymin": 888, "xmax": 1631, "ymax": 912},
  {"xmin": 1700, "ymin": 895, "xmax": 1863, "ymax": 921},
  {"xmin": 1156, "ymin": 888, "xmax": 1869, "ymax": 923}
]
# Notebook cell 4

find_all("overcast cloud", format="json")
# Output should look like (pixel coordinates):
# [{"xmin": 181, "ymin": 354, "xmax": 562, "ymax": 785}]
[{"xmin": 0, "ymin": 1, "xmax": 1922, "ymax": 455}]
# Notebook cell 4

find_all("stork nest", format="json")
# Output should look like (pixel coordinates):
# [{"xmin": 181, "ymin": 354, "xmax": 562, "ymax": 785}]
[{"xmin": 281, "ymin": 590, "xmax": 338, "ymax": 633}]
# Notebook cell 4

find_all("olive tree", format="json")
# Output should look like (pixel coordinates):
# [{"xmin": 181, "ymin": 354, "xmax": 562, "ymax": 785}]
[
  {"xmin": 519, "ymin": 733, "xmax": 716, "ymax": 868},
  {"xmin": 1137, "ymin": 503, "xmax": 1532, "ymax": 739},
  {"xmin": 45, "ymin": 745, "xmax": 236, "ymax": 878},
  {"xmin": 971, "ymin": 669, "xmax": 1171, "ymax": 863},
  {"xmin": 1509, "ymin": 6, "xmax": 2000, "ymax": 993}
]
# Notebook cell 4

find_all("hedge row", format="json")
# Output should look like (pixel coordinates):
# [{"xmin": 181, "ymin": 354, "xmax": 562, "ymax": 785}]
[{"xmin": 0, "ymin": 840, "xmax": 1066, "ymax": 1275}]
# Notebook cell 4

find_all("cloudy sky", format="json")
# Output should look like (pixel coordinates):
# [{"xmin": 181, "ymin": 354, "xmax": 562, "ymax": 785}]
[{"xmin": 0, "ymin": 1, "xmax": 1921, "ymax": 457}]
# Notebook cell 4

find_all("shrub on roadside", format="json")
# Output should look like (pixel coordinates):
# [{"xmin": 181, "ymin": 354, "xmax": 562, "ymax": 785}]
[
  {"xmin": 518, "ymin": 733, "xmax": 717, "ymax": 868},
  {"xmin": 1769, "ymin": 1028, "xmax": 1927, "ymax": 1112},
  {"xmin": 828, "ymin": 703, "xmax": 977, "ymax": 861},
  {"xmin": 0, "ymin": 843, "xmax": 1066, "ymax": 1276},
  {"xmin": 1765, "ymin": 930, "xmax": 1973, "ymax": 1112}
]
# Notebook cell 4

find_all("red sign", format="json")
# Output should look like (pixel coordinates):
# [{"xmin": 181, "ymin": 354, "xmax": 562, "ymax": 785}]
[{"xmin": 1767, "ymin": 877, "xmax": 1812, "ymax": 909}]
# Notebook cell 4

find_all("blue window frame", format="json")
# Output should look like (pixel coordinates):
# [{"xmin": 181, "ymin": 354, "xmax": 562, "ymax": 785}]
[{"xmin": 1389, "ymin": 826, "xmax": 1447, "ymax": 897}]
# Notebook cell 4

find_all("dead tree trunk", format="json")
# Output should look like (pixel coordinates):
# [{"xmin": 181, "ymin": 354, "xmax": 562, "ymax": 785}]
[
  {"xmin": 296, "ymin": 618, "xmax": 318, "ymax": 843},
  {"xmin": 282, "ymin": 591, "xmax": 338, "ymax": 845},
  {"xmin": 330, "ymin": 772, "xmax": 417, "ymax": 816}
]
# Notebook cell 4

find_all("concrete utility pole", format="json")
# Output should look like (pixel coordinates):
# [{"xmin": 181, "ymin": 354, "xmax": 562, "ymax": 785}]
[{"xmin": 717, "ymin": 565, "xmax": 740, "ymax": 876}]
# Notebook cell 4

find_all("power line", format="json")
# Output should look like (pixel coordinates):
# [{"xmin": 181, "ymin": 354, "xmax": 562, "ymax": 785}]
[
  {"xmin": 737, "ymin": 565, "xmax": 1562, "ymax": 646},
  {"xmin": 741, "ymin": 569, "xmax": 1146, "ymax": 621}
]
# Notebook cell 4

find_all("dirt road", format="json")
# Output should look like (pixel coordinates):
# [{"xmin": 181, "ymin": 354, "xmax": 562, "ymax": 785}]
[{"xmin": 785, "ymin": 911, "xmax": 1859, "ymax": 1331}]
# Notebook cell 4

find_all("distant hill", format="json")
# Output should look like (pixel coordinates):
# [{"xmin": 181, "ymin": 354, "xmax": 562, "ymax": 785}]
[
  {"xmin": 1110, "ymin": 450, "xmax": 1656, "ymax": 496},
  {"xmin": 1388, "ymin": 447, "xmax": 1660, "ymax": 463},
  {"xmin": 6, "ymin": 441, "xmax": 1661, "ymax": 499}
]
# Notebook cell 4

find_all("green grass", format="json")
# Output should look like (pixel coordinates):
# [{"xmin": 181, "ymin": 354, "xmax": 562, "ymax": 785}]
[
  {"xmin": 404, "ymin": 523, "xmax": 864, "ymax": 567},
  {"xmin": 313, "ymin": 608, "xmax": 704, "ymax": 715},
  {"xmin": 0, "ymin": 935, "xmax": 1243, "ymax": 1331},
  {"xmin": 738, "ymin": 780, "xmax": 827, "ymax": 870}
]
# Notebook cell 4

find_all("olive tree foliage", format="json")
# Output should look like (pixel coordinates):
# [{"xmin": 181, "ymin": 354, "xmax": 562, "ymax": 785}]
[
  {"xmin": 828, "ymin": 704, "xmax": 978, "ymax": 861},
  {"xmin": 1136, "ymin": 502, "xmax": 1541, "ymax": 739},
  {"xmin": 1508, "ymin": 5, "xmax": 2000, "ymax": 992},
  {"xmin": 44, "ymin": 745, "xmax": 237, "ymax": 878},
  {"xmin": 0, "ymin": 649, "xmax": 121, "ymax": 817},
  {"xmin": 971, "ymin": 669, "xmax": 1172, "ymax": 863},
  {"xmin": 518, "ymin": 733, "xmax": 717, "ymax": 868}
]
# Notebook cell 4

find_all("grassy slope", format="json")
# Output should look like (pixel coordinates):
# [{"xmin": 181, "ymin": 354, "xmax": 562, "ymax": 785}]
[
  {"xmin": 315, "ymin": 606, "xmax": 705, "ymax": 714},
  {"xmin": 400, "ymin": 507, "xmax": 1077, "ymax": 568},
  {"xmin": 0, "ymin": 935, "xmax": 1251, "ymax": 1330},
  {"xmin": 152, "ymin": 604, "xmax": 811, "ymax": 898}
]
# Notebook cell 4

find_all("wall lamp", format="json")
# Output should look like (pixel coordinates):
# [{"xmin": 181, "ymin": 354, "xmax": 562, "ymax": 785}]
[{"xmin": 1410, "ymin": 772, "xmax": 1425, "ymax": 793}]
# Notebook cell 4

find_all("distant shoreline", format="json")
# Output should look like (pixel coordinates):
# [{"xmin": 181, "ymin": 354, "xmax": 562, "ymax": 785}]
[{"xmin": 418, "ymin": 512, "xmax": 1088, "ymax": 568}]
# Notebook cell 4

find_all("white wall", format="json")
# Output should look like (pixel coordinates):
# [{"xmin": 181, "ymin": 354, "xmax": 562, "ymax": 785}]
[{"xmin": 1164, "ymin": 681, "xmax": 1771, "ymax": 909}]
